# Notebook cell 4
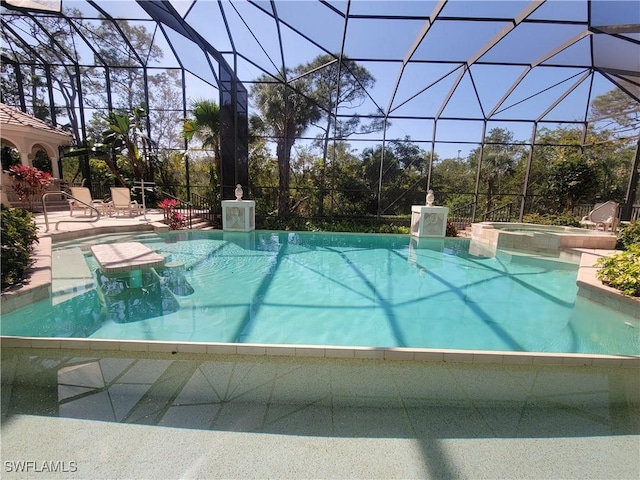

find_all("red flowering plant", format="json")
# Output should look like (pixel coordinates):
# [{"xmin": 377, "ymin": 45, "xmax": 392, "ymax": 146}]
[
  {"xmin": 158, "ymin": 198, "xmax": 185, "ymax": 230},
  {"xmin": 8, "ymin": 165, "xmax": 52, "ymax": 211}
]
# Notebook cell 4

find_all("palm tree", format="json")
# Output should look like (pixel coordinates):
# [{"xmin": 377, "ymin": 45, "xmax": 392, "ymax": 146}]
[
  {"xmin": 250, "ymin": 71, "xmax": 321, "ymax": 217},
  {"xmin": 183, "ymin": 99, "xmax": 221, "ymax": 180},
  {"xmin": 469, "ymin": 128, "xmax": 521, "ymax": 216},
  {"xmin": 102, "ymin": 105, "xmax": 150, "ymax": 183}
]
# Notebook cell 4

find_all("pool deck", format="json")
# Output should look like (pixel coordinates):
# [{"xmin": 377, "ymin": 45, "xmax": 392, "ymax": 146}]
[
  {"xmin": 1, "ymin": 213, "xmax": 639, "ymax": 479},
  {"xmin": 2, "ymin": 346, "xmax": 639, "ymax": 480}
]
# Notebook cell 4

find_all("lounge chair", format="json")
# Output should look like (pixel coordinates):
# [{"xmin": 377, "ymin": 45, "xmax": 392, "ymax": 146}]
[
  {"xmin": 580, "ymin": 201, "xmax": 619, "ymax": 232},
  {"xmin": 69, "ymin": 187, "xmax": 105, "ymax": 217},
  {"xmin": 110, "ymin": 187, "xmax": 142, "ymax": 217}
]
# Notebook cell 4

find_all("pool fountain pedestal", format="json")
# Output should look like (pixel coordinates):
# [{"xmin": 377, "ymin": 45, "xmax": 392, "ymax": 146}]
[
  {"xmin": 411, "ymin": 205, "xmax": 449, "ymax": 238},
  {"xmin": 222, "ymin": 200, "xmax": 255, "ymax": 232}
]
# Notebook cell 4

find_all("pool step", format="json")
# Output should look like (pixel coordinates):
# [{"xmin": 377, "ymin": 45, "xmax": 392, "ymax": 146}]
[
  {"xmin": 51, "ymin": 247, "xmax": 95, "ymax": 305},
  {"xmin": 53, "ymin": 232, "xmax": 162, "ymax": 251}
]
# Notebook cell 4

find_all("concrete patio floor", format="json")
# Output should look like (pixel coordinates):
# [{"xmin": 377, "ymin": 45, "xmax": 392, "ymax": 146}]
[{"xmin": 34, "ymin": 208, "xmax": 167, "ymax": 237}]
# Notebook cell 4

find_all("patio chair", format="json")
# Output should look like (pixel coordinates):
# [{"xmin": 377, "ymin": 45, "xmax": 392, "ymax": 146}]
[
  {"xmin": 110, "ymin": 187, "xmax": 142, "ymax": 217},
  {"xmin": 69, "ymin": 187, "xmax": 105, "ymax": 217},
  {"xmin": 580, "ymin": 200, "xmax": 619, "ymax": 232}
]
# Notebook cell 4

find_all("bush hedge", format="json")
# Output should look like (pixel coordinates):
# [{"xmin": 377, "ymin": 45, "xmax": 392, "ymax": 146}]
[
  {"xmin": 256, "ymin": 215, "xmax": 460, "ymax": 237},
  {"xmin": 1, "ymin": 205, "xmax": 39, "ymax": 290},
  {"xmin": 521, "ymin": 212, "xmax": 581, "ymax": 227},
  {"xmin": 257, "ymin": 216, "xmax": 412, "ymax": 234},
  {"xmin": 596, "ymin": 243, "xmax": 640, "ymax": 297},
  {"xmin": 616, "ymin": 221, "xmax": 640, "ymax": 250}
]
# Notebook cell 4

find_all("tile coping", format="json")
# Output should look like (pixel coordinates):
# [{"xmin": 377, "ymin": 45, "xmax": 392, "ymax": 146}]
[
  {"xmin": 1, "ymin": 336, "xmax": 638, "ymax": 367},
  {"xmin": 1, "ymin": 225, "xmax": 638, "ymax": 367}
]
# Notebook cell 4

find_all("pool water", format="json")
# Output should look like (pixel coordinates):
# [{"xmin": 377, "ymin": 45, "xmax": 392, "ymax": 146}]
[{"xmin": 2, "ymin": 230, "xmax": 638, "ymax": 355}]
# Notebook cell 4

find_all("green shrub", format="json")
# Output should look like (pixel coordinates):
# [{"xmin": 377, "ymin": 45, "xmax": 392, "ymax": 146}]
[
  {"xmin": 616, "ymin": 221, "xmax": 640, "ymax": 250},
  {"xmin": 446, "ymin": 221, "xmax": 458, "ymax": 237},
  {"xmin": 256, "ymin": 216, "xmax": 411, "ymax": 234},
  {"xmin": 522, "ymin": 212, "xmax": 581, "ymax": 227},
  {"xmin": 595, "ymin": 244, "xmax": 640, "ymax": 297},
  {"xmin": 1, "ymin": 205, "xmax": 39, "ymax": 290}
]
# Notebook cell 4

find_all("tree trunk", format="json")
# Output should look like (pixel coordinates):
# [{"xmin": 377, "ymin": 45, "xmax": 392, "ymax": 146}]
[
  {"xmin": 277, "ymin": 141, "xmax": 290, "ymax": 218},
  {"xmin": 318, "ymin": 115, "xmax": 332, "ymax": 216},
  {"xmin": 277, "ymin": 118, "xmax": 298, "ymax": 218},
  {"xmin": 485, "ymin": 177, "xmax": 494, "ymax": 218}
]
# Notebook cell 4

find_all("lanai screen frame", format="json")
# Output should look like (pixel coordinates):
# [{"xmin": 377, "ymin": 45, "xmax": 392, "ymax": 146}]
[{"xmin": 1, "ymin": 0, "xmax": 638, "ymax": 220}]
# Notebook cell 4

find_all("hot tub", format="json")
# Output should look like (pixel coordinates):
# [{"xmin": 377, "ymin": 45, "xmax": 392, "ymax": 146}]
[{"xmin": 471, "ymin": 222, "xmax": 617, "ymax": 255}]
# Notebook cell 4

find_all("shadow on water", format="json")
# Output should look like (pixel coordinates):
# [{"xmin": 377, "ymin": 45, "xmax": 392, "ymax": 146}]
[
  {"xmin": 425, "ymin": 270, "xmax": 525, "ymax": 351},
  {"xmin": 469, "ymin": 253, "xmax": 576, "ymax": 308},
  {"xmin": 324, "ymin": 246, "xmax": 409, "ymax": 347},
  {"xmin": 230, "ymin": 233, "xmax": 290, "ymax": 342}
]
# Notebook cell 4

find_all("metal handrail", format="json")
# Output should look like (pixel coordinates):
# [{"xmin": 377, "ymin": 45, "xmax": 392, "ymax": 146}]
[
  {"xmin": 482, "ymin": 202, "xmax": 513, "ymax": 222},
  {"xmin": 42, "ymin": 191, "xmax": 101, "ymax": 232},
  {"xmin": 191, "ymin": 191, "xmax": 218, "ymax": 223},
  {"xmin": 449, "ymin": 202, "xmax": 475, "ymax": 226}
]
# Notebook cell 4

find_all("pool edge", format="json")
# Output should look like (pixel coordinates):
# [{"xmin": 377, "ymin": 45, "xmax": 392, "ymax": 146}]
[{"xmin": 2, "ymin": 336, "xmax": 638, "ymax": 368}]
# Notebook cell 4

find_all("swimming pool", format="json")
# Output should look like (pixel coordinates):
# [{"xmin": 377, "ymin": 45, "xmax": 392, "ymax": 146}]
[{"xmin": 1, "ymin": 230, "xmax": 638, "ymax": 356}]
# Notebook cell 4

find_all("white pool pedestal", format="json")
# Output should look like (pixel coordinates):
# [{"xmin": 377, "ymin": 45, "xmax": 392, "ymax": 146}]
[
  {"xmin": 410, "ymin": 205, "xmax": 449, "ymax": 238},
  {"xmin": 221, "ymin": 200, "xmax": 255, "ymax": 232}
]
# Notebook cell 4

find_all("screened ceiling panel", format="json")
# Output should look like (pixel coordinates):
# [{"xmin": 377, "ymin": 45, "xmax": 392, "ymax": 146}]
[
  {"xmin": 343, "ymin": 18, "xmax": 426, "ymax": 60},
  {"xmin": 470, "ymin": 64, "xmax": 529, "ymax": 114},
  {"xmin": 274, "ymin": 1, "xmax": 344, "ymax": 55},
  {"xmin": 355, "ymin": 61, "xmax": 401, "ymax": 112},
  {"xmin": 392, "ymin": 72, "xmax": 461, "ymax": 118},
  {"xmin": 335, "ymin": 93, "xmax": 383, "ymax": 120},
  {"xmin": 226, "ymin": 53, "xmax": 266, "ymax": 82},
  {"xmin": 494, "ymin": 73, "xmax": 591, "ymax": 121},
  {"xmin": 278, "ymin": 24, "xmax": 331, "ymax": 75},
  {"xmin": 184, "ymin": 1, "xmax": 232, "ymax": 53},
  {"xmin": 147, "ymin": 26, "xmax": 181, "ymax": 68},
  {"xmin": 95, "ymin": 0, "xmax": 150, "ymax": 20},
  {"xmin": 349, "ymin": 0, "xmax": 436, "ymax": 17},
  {"xmin": 528, "ymin": 0, "xmax": 588, "ymax": 22},
  {"xmin": 413, "ymin": 20, "xmax": 511, "ymax": 63},
  {"xmin": 64, "ymin": 1, "xmax": 104, "ymax": 18},
  {"xmin": 170, "ymin": 0, "xmax": 195, "ymax": 19},
  {"xmin": 609, "ymin": 77, "xmax": 640, "ymax": 101},
  {"xmin": 593, "ymin": 34, "xmax": 640, "ymax": 76},
  {"xmin": 392, "ymin": 63, "xmax": 461, "ymax": 111},
  {"xmin": 162, "ymin": 26, "xmax": 216, "ymax": 85},
  {"xmin": 591, "ymin": 0, "xmax": 640, "ymax": 30},
  {"xmin": 540, "ymin": 76, "xmax": 592, "ymax": 122},
  {"xmin": 435, "ymin": 119, "xmax": 484, "ymax": 143},
  {"xmin": 1, "ymin": 0, "xmax": 638, "ymax": 154},
  {"xmin": 485, "ymin": 120, "xmax": 534, "ymax": 142},
  {"xmin": 541, "ymin": 36, "xmax": 592, "ymax": 67},
  {"xmin": 481, "ymin": 23, "xmax": 587, "ymax": 65},
  {"xmin": 440, "ymin": 72, "xmax": 486, "ymax": 120},
  {"xmin": 440, "ymin": 0, "xmax": 532, "ymax": 19},
  {"xmin": 69, "ymin": 18, "xmax": 114, "ymax": 64},
  {"xmin": 220, "ymin": 3, "xmax": 281, "ymax": 77},
  {"xmin": 587, "ymin": 71, "xmax": 633, "ymax": 110}
]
